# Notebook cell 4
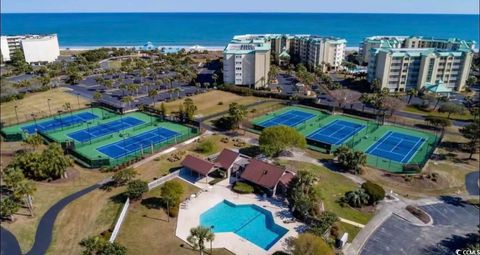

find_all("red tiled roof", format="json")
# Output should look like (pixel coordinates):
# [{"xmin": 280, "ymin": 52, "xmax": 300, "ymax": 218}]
[
  {"xmin": 214, "ymin": 149, "xmax": 239, "ymax": 170},
  {"xmin": 279, "ymin": 171, "xmax": 295, "ymax": 187},
  {"xmin": 181, "ymin": 155, "xmax": 215, "ymax": 176},
  {"xmin": 240, "ymin": 159, "xmax": 285, "ymax": 189}
]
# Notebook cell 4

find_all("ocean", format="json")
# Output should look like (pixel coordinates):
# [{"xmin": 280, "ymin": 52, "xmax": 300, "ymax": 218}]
[{"xmin": 1, "ymin": 13, "xmax": 478, "ymax": 48}]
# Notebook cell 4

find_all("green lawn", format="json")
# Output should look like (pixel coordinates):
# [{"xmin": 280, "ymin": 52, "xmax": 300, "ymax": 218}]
[
  {"xmin": 404, "ymin": 105, "xmax": 473, "ymax": 121},
  {"xmin": 337, "ymin": 222, "xmax": 362, "ymax": 242},
  {"xmin": 277, "ymin": 160, "xmax": 373, "ymax": 225},
  {"xmin": 115, "ymin": 179, "xmax": 233, "ymax": 255}
]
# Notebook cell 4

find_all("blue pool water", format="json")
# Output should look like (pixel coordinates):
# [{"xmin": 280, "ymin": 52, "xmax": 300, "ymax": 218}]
[{"xmin": 200, "ymin": 200, "xmax": 288, "ymax": 250}]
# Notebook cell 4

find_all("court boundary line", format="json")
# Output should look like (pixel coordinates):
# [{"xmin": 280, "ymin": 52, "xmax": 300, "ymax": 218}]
[
  {"xmin": 96, "ymin": 128, "xmax": 180, "ymax": 159},
  {"xmin": 259, "ymin": 110, "xmax": 315, "ymax": 128},
  {"xmin": 366, "ymin": 131, "xmax": 427, "ymax": 164},
  {"xmin": 67, "ymin": 117, "xmax": 144, "ymax": 142},
  {"xmin": 308, "ymin": 119, "xmax": 366, "ymax": 145},
  {"xmin": 401, "ymin": 137, "xmax": 426, "ymax": 163}
]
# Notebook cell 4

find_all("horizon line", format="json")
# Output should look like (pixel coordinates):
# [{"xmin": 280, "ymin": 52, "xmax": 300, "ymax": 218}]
[{"xmin": 2, "ymin": 11, "xmax": 479, "ymax": 15}]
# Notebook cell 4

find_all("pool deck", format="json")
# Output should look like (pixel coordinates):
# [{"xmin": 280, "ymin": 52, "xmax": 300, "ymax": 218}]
[{"xmin": 175, "ymin": 173, "xmax": 304, "ymax": 255}]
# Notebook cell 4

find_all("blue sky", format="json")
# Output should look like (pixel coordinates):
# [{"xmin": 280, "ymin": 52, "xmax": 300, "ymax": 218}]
[{"xmin": 2, "ymin": 0, "xmax": 479, "ymax": 14}]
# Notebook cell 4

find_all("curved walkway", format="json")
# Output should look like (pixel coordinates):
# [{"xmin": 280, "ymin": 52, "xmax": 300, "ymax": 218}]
[
  {"xmin": 1, "ymin": 180, "xmax": 108, "ymax": 255},
  {"xmin": 465, "ymin": 171, "xmax": 480, "ymax": 196},
  {"xmin": 1, "ymin": 227, "xmax": 22, "ymax": 255}
]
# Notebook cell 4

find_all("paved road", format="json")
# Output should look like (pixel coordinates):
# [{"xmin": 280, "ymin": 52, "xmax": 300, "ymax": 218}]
[
  {"xmin": 1, "ymin": 227, "xmax": 22, "ymax": 255},
  {"xmin": 465, "ymin": 171, "xmax": 480, "ymax": 196}
]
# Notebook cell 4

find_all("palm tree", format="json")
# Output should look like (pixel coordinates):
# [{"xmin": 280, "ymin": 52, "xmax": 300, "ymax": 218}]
[
  {"xmin": 14, "ymin": 180, "xmax": 36, "ymax": 216},
  {"xmin": 148, "ymin": 89, "xmax": 158, "ymax": 107},
  {"xmin": 39, "ymin": 76, "xmax": 51, "ymax": 90},
  {"xmin": 344, "ymin": 189, "xmax": 370, "ymax": 208},
  {"xmin": 42, "ymin": 143, "xmax": 73, "ymax": 179},
  {"xmin": 174, "ymin": 88, "xmax": 181, "ymax": 99},
  {"xmin": 212, "ymin": 73, "xmax": 218, "ymax": 85},
  {"xmin": 187, "ymin": 226, "xmax": 215, "ymax": 255},
  {"xmin": 119, "ymin": 83, "xmax": 128, "ymax": 97},
  {"xmin": 23, "ymin": 134, "xmax": 43, "ymax": 150},
  {"xmin": 93, "ymin": 91, "xmax": 103, "ymax": 103},
  {"xmin": 406, "ymin": 88, "xmax": 418, "ymax": 104},
  {"xmin": 434, "ymin": 95, "xmax": 449, "ymax": 110},
  {"xmin": 121, "ymin": 96, "xmax": 134, "ymax": 108}
]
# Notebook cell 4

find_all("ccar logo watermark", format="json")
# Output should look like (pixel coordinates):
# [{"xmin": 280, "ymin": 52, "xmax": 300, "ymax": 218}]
[{"xmin": 456, "ymin": 249, "xmax": 480, "ymax": 255}]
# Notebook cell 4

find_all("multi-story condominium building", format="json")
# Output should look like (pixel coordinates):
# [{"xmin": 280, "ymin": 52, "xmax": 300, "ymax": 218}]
[
  {"xmin": 367, "ymin": 47, "xmax": 474, "ymax": 92},
  {"xmin": 223, "ymin": 34, "xmax": 346, "ymax": 87},
  {"xmin": 0, "ymin": 34, "xmax": 60, "ymax": 64},
  {"xmin": 359, "ymin": 35, "xmax": 476, "ymax": 64},
  {"xmin": 223, "ymin": 35, "xmax": 271, "ymax": 88}
]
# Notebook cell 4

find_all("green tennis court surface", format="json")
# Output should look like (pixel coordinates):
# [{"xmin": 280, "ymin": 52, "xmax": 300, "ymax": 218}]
[
  {"xmin": 251, "ymin": 105, "xmax": 439, "ymax": 173},
  {"xmin": 1, "ymin": 108, "xmax": 115, "ymax": 141}
]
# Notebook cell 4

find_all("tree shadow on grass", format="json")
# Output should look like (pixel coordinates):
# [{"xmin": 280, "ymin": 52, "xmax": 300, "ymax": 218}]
[
  {"xmin": 141, "ymin": 197, "xmax": 164, "ymax": 210},
  {"xmin": 109, "ymin": 192, "xmax": 128, "ymax": 204}
]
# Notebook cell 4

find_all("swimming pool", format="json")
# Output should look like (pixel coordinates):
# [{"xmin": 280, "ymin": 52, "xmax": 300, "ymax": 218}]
[{"xmin": 200, "ymin": 200, "xmax": 288, "ymax": 250}]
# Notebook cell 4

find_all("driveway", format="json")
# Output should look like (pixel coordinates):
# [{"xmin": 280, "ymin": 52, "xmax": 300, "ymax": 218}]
[
  {"xmin": 360, "ymin": 200, "xmax": 480, "ymax": 255},
  {"xmin": 465, "ymin": 171, "xmax": 480, "ymax": 196}
]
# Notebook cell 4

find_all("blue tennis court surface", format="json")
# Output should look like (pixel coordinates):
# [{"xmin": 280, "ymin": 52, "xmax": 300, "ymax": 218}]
[
  {"xmin": 67, "ymin": 117, "xmax": 145, "ymax": 142},
  {"xmin": 307, "ymin": 120, "xmax": 365, "ymax": 145},
  {"xmin": 259, "ymin": 110, "xmax": 315, "ymax": 128},
  {"xmin": 366, "ymin": 131, "xmax": 426, "ymax": 163},
  {"xmin": 97, "ymin": 127, "xmax": 180, "ymax": 159},
  {"xmin": 22, "ymin": 112, "xmax": 98, "ymax": 134}
]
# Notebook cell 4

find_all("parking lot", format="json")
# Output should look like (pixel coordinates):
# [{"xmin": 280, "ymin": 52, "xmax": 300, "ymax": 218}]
[
  {"xmin": 69, "ymin": 68, "xmax": 213, "ymax": 110},
  {"xmin": 360, "ymin": 199, "xmax": 480, "ymax": 255}
]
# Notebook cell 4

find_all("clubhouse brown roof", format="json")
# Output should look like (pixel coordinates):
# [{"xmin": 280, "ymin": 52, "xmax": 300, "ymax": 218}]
[
  {"xmin": 214, "ymin": 149, "xmax": 239, "ymax": 170},
  {"xmin": 240, "ymin": 159, "xmax": 285, "ymax": 189},
  {"xmin": 181, "ymin": 155, "xmax": 215, "ymax": 176}
]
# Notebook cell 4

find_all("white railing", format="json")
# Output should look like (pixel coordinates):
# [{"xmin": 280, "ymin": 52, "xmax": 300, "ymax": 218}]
[
  {"xmin": 148, "ymin": 170, "xmax": 180, "ymax": 190},
  {"xmin": 109, "ymin": 197, "xmax": 130, "ymax": 243},
  {"xmin": 109, "ymin": 170, "xmax": 181, "ymax": 243}
]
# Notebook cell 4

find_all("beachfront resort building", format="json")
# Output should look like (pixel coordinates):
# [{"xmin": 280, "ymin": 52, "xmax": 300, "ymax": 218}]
[
  {"xmin": 367, "ymin": 47, "xmax": 474, "ymax": 92},
  {"xmin": 359, "ymin": 36, "xmax": 476, "ymax": 64},
  {"xmin": 0, "ymin": 34, "xmax": 60, "ymax": 64},
  {"xmin": 224, "ymin": 34, "xmax": 346, "ymax": 88},
  {"xmin": 223, "ymin": 35, "xmax": 271, "ymax": 88},
  {"xmin": 363, "ymin": 36, "xmax": 475, "ymax": 92}
]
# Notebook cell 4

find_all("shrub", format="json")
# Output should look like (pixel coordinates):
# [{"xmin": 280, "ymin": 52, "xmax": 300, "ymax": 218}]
[
  {"xmin": 168, "ymin": 205, "xmax": 179, "ymax": 217},
  {"xmin": 195, "ymin": 139, "xmax": 216, "ymax": 154},
  {"xmin": 126, "ymin": 180, "xmax": 149, "ymax": 200},
  {"xmin": 112, "ymin": 168, "xmax": 137, "ymax": 186},
  {"xmin": 406, "ymin": 205, "xmax": 430, "ymax": 223},
  {"xmin": 232, "ymin": 182, "xmax": 254, "ymax": 194},
  {"xmin": 403, "ymin": 164, "xmax": 421, "ymax": 173},
  {"xmin": 361, "ymin": 181, "xmax": 385, "ymax": 205}
]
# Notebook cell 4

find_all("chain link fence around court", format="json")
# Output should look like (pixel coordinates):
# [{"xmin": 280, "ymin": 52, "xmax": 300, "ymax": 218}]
[
  {"xmin": 70, "ymin": 127, "xmax": 198, "ymax": 168},
  {"xmin": 360, "ymin": 129, "xmax": 442, "ymax": 173}
]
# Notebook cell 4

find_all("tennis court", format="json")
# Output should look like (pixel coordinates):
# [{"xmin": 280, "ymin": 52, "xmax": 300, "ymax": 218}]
[
  {"xmin": 67, "ymin": 117, "xmax": 145, "ymax": 142},
  {"xmin": 366, "ymin": 131, "xmax": 426, "ymax": 163},
  {"xmin": 258, "ymin": 110, "xmax": 315, "ymax": 128},
  {"xmin": 307, "ymin": 120, "xmax": 366, "ymax": 145},
  {"xmin": 97, "ymin": 127, "xmax": 180, "ymax": 159},
  {"xmin": 21, "ymin": 112, "xmax": 98, "ymax": 134}
]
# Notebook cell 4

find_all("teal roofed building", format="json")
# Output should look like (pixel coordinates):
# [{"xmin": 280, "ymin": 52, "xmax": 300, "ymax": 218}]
[{"xmin": 424, "ymin": 80, "xmax": 452, "ymax": 95}]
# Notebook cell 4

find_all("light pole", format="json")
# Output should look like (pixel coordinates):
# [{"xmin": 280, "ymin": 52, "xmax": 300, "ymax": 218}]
[
  {"xmin": 47, "ymin": 98, "xmax": 52, "ymax": 116},
  {"xmin": 14, "ymin": 106, "xmax": 19, "ymax": 124},
  {"xmin": 76, "ymin": 93, "xmax": 80, "ymax": 109}
]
